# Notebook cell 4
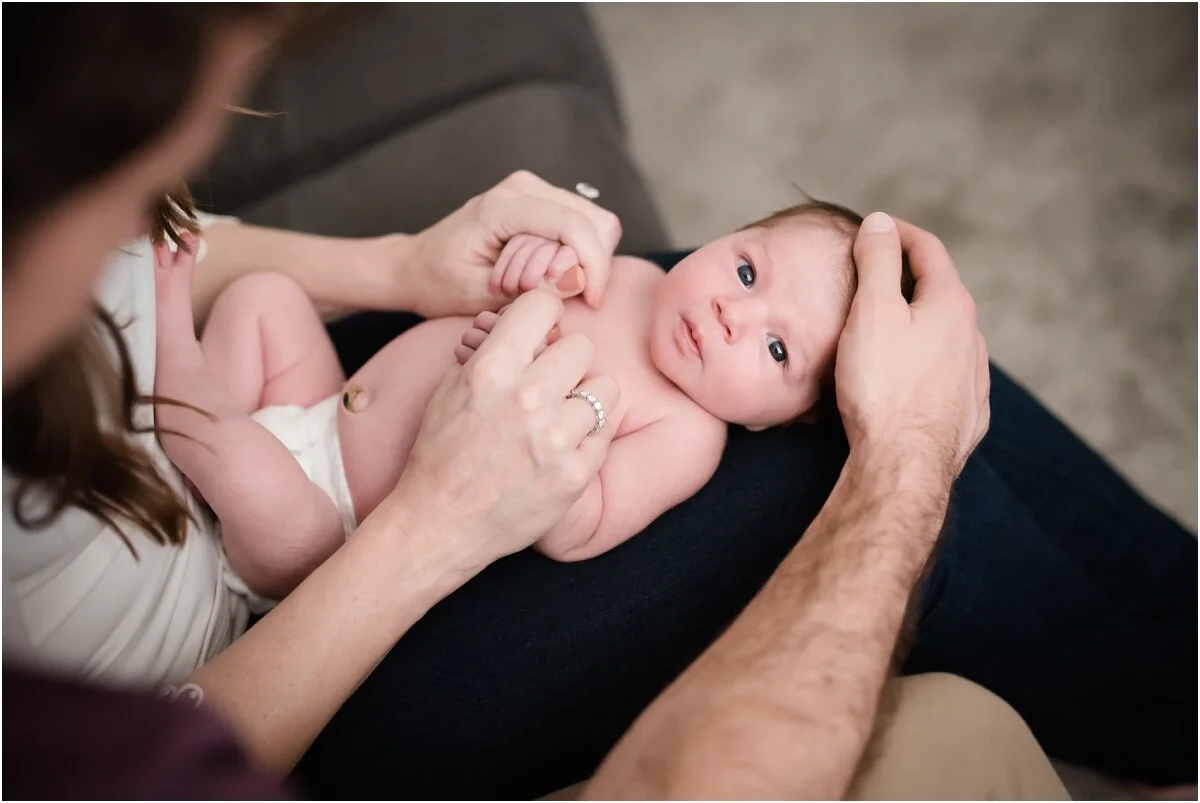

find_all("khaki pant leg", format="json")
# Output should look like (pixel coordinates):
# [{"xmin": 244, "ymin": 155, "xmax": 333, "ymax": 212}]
[
  {"xmin": 848, "ymin": 673, "xmax": 1070, "ymax": 801},
  {"xmin": 543, "ymin": 673, "xmax": 1069, "ymax": 800}
]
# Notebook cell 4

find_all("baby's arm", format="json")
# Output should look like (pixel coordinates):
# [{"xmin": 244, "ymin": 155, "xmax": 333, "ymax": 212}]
[{"xmin": 535, "ymin": 412, "xmax": 727, "ymax": 562}]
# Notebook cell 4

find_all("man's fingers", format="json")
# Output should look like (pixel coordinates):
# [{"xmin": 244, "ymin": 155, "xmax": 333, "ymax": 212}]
[
  {"xmin": 976, "ymin": 333, "xmax": 991, "ymax": 409},
  {"xmin": 473, "ymin": 289, "xmax": 564, "ymax": 367},
  {"xmin": 852, "ymin": 212, "xmax": 905, "ymax": 299},
  {"xmin": 894, "ymin": 219, "xmax": 965, "ymax": 303}
]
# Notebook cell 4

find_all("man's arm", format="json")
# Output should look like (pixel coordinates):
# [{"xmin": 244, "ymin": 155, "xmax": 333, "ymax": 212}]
[
  {"xmin": 583, "ymin": 443, "xmax": 948, "ymax": 799},
  {"xmin": 584, "ymin": 212, "xmax": 991, "ymax": 799}
]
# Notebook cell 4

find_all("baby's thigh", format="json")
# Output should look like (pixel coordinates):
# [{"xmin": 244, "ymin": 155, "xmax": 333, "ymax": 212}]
[{"xmin": 338, "ymin": 316, "xmax": 473, "ymax": 517}]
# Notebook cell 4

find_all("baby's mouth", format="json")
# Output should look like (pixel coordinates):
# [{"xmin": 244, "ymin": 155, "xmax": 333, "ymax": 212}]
[{"xmin": 680, "ymin": 314, "xmax": 703, "ymax": 361}]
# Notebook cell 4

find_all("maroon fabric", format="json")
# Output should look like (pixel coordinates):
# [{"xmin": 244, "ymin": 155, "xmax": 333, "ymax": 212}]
[{"xmin": 3, "ymin": 663, "xmax": 295, "ymax": 800}]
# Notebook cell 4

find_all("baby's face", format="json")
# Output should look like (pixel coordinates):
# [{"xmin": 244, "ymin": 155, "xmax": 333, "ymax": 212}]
[{"xmin": 649, "ymin": 218, "xmax": 851, "ymax": 429}]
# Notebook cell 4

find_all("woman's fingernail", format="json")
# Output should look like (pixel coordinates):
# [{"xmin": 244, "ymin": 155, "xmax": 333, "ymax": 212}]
[
  {"xmin": 555, "ymin": 265, "xmax": 585, "ymax": 295},
  {"xmin": 498, "ymin": 303, "xmax": 511, "ymax": 316},
  {"xmin": 547, "ymin": 324, "xmax": 562, "ymax": 345},
  {"xmin": 862, "ymin": 212, "xmax": 894, "ymax": 233}
]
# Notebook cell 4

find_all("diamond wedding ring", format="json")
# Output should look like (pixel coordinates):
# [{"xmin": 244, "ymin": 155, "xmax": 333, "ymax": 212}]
[{"xmin": 567, "ymin": 387, "xmax": 606, "ymax": 437}]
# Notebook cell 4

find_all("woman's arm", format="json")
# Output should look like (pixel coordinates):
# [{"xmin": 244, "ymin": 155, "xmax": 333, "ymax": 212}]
[
  {"xmin": 185, "ymin": 494, "xmax": 464, "ymax": 772},
  {"xmin": 193, "ymin": 171, "xmax": 624, "ymax": 327},
  {"xmin": 181, "ymin": 290, "xmax": 620, "ymax": 774},
  {"xmin": 195, "ymin": 221, "xmax": 406, "ymax": 324}
]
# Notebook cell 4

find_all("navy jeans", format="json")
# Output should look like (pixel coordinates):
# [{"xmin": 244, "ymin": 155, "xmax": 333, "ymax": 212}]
[{"xmin": 298, "ymin": 253, "xmax": 1197, "ymax": 798}]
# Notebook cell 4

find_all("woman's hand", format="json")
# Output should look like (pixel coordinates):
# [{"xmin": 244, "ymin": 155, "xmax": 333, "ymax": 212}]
[
  {"xmin": 388, "ymin": 289, "xmax": 620, "ymax": 575},
  {"xmin": 489, "ymin": 234, "xmax": 585, "ymax": 301},
  {"xmin": 386, "ymin": 171, "xmax": 622, "ymax": 318}
]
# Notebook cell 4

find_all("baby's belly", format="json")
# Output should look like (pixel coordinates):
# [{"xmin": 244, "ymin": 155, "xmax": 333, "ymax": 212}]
[
  {"xmin": 336, "ymin": 316, "xmax": 473, "ymax": 522},
  {"xmin": 333, "ymin": 305, "xmax": 652, "ymax": 523}
]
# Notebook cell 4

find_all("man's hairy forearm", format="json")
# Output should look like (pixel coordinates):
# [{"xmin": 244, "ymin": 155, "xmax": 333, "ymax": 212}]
[{"xmin": 584, "ymin": 444, "xmax": 951, "ymax": 800}]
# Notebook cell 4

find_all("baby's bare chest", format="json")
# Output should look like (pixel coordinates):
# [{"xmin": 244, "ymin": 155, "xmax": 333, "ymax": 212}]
[{"xmin": 557, "ymin": 303, "xmax": 686, "ymax": 435}]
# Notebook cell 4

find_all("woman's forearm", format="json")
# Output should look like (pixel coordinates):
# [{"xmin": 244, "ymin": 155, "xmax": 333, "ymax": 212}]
[
  {"xmin": 584, "ymin": 445, "xmax": 951, "ymax": 800},
  {"xmin": 196, "ymin": 221, "xmax": 415, "ymax": 325},
  {"xmin": 184, "ymin": 498, "xmax": 472, "ymax": 773}
]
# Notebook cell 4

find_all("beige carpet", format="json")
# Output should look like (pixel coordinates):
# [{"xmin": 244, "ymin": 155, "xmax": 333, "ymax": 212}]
[{"xmin": 591, "ymin": 3, "xmax": 1197, "ymax": 531}]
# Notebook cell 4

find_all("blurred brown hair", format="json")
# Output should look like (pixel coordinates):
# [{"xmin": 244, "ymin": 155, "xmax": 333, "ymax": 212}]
[{"xmin": 3, "ymin": 5, "xmax": 328, "ymax": 552}]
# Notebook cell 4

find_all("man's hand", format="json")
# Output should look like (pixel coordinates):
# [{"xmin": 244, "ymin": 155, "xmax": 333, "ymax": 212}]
[{"xmin": 835, "ymin": 212, "xmax": 990, "ymax": 482}]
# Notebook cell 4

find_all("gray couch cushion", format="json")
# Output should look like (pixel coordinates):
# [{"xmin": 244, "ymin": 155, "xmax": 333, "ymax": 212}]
[
  {"xmin": 236, "ymin": 83, "xmax": 670, "ymax": 255},
  {"xmin": 196, "ymin": 4, "xmax": 630, "ymax": 217}
]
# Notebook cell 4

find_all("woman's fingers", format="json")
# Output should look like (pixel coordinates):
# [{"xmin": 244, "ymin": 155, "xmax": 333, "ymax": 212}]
[
  {"xmin": 471, "ymin": 289, "xmax": 564, "ymax": 367},
  {"xmin": 558, "ymin": 373, "xmax": 620, "ymax": 449},
  {"xmin": 546, "ymin": 245, "xmax": 580, "ymax": 283},
  {"xmin": 478, "ymin": 186, "xmax": 612, "ymax": 308},
  {"xmin": 501, "ymin": 171, "xmax": 623, "ymax": 257},
  {"xmin": 456, "ymin": 303, "xmax": 560, "ymax": 366},
  {"xmin": 525, "ymin": 331, "xmax": 596, "ymax": 399},
  {"xmin": 573, "ymin": 375, "xmax": 620, "ymax": 472}
]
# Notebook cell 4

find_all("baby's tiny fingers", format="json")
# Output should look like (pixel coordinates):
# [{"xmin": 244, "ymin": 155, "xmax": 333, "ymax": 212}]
[
  {"xmin": 502, "ymin": 236, "xmax": 543, "ymax": 298},
  {"xmin": 546, "ymin": 246, "xmax": 580, "ymax": 282},
  {"xmin": 491, "ymin": 234, "xmax": 531, "ymax": 294},
  {"xmin": 520, "ymin": 240, "xmax": 561, "ymax": 293}
]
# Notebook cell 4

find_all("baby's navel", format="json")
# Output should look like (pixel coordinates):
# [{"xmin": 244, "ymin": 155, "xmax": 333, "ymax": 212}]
[{"xmin": 342, "ymin": 382, "xmax": 370, "ymax": 413}]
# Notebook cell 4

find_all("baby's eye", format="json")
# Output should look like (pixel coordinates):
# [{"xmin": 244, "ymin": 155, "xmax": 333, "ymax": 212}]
[
  {"xmin": 736, "ymin": 259, "xmax": 756, "ymax": 288},
  {"xmin": 767, "ymin": 336, "xmax": 788, "ymax": 364}
]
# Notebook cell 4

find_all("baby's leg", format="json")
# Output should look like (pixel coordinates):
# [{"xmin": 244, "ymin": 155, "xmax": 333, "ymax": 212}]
[
  {"xmin": 154, "ymin": 242, "xmax": 345, "ymax": 598},
  {"xmin": 200, "ymin": 272, "xmax": 344, "ymax": 413}
]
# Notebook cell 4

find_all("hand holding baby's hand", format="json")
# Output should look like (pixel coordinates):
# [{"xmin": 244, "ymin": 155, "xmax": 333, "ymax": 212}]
[
  {"xmin": 454, "ymin": 308, "xmax": 561, "ymax": 365},
  {"xmin": 490, "ymin": 234, "xmax": 587, "ymax": 301}
]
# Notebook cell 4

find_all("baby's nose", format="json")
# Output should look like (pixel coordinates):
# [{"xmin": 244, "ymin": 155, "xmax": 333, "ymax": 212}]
[{"xmin": 713, "ymin": 297, "xmax": 754, "ymax": 343}]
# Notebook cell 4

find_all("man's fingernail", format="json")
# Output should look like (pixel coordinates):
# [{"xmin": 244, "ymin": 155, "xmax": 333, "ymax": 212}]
[
  {"xmin": 862, "ymin": 212, "xmax": 893, "ymax": 233},
  {"xmin": 555, "ymin": 265, "xmax": 585, "ymax": 295}
]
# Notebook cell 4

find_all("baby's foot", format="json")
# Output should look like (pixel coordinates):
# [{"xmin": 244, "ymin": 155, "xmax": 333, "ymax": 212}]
[{"xmin": 153, "ymin": 232, "xmax": 200, "ymax": 350}]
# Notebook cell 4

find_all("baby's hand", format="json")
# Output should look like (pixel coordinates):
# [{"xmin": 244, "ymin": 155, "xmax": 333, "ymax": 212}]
[
  {"xmin": 489, "ymin": 234, "xmax": 586, "ymax": 301},
  {"xmin": 454, "ymin": 309, "xmax": 562, "ymax": 365}
]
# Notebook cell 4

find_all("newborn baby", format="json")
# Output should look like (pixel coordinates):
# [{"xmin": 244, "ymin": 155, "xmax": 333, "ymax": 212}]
[{"xmin": 154, "ymin": 200, "xmax": 912, "ymax": 599}]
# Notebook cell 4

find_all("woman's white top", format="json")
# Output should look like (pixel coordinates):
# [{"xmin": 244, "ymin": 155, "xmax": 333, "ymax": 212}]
[{"xmin": 3, "ymin": 219, "xmax": 260, "ymax": 687}]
